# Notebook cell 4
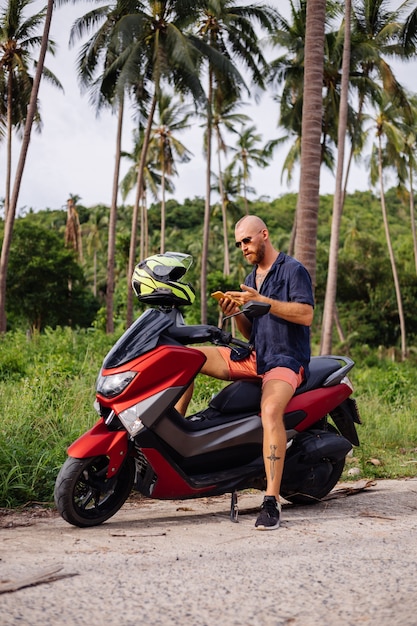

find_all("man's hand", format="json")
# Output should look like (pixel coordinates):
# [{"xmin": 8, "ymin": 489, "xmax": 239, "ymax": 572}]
[
  {"xmin": 226, "ymin": 285, "xmax": 313, "ymax": 326},
  {"xmin": 219, "ymin": 296, "xmax": 240, "ymax": 316},
  {"xmin": 225, "ymin": 285, "xmax": 259, "ymax": 306}
]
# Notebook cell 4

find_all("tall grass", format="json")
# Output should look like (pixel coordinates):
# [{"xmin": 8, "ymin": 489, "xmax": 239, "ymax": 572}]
[
  {"xmin": 348, "ymin": 357, "xmax": 417, "ymax": 479},
  {"xmin": 0, "ymin": 328, "xmax": 114, "ymax": 507},
  {"xmin": 0, "ymin": 329, "xmax": 416, "ymax": 507}
]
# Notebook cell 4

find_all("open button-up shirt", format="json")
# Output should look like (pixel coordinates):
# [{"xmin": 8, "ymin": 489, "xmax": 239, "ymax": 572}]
[{"xmin": 244, "ymin": 252, "xmax": 315, "ymax": 377}]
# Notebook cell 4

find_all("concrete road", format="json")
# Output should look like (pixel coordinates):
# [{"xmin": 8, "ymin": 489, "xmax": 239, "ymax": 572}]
[{"xmin": 1, "ymin": 479, "xmax": 417, "ymax": 626}]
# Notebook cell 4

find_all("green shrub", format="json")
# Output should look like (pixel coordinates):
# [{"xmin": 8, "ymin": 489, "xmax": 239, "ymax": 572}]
[{"xmin": 0, "ymin": 329, "xmax": 416, "ymax": 508}]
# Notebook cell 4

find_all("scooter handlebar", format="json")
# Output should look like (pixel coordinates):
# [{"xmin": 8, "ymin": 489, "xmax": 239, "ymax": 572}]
[
  {"xmin": 209, "ymin": 328, "xmax": 253, "ymax": 354},
  {"xmin": 166, "ymin": 323, "xmax": 251, "ymax": 350},
  {"xmin": 229, "ymin": 336, "xmax": 252, "ymax": 349}
]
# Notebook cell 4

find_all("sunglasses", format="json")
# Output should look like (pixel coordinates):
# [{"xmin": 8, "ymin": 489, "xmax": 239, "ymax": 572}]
[{"xmin": 235, "ymin": 229, "xmax": 263, "ymax": 249}]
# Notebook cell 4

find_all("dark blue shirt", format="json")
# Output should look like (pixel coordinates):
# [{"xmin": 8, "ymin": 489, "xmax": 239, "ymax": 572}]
[{"xmin": 244, "ymin": 252, "xmax": 314, "ymax": 377}]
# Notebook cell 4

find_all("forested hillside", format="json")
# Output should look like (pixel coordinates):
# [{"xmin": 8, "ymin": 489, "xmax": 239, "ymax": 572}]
[{"xmin": 1, "ymin": 188, "xmax": 416, "ymax": 355}]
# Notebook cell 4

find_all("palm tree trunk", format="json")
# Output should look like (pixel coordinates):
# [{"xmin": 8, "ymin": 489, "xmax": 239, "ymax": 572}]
[
  {"xmin": 106, "ymin": 97, "xmax": 124, "ymax": 334},
  {"xmin": 288, "ymin": 219, "xmax": 296, "ymax": 256},
  {"xmin": 243, "ymin": 178, "xmax": 248, "ymax": 214},
  {"xmin": 0, "ymin": 0, "xmax": 54, "ymax": 334},
  {"xmin": 126, "ymin": 92, "xmax": 158, "ymax": 328},
  {"xmin": 5, "ymin": 72, "xmax": 13, "ymax": 221},
  {"xmin": 216, "ymin": 128, "xmax": 230, "ymax": 275},
  {"xmin": 342, "ymin": 90, "xmax": 366, "ymax": 202},
  {"xmin": 409, "ymin": 165, "xmax": 417, "ymax": 275},
  {"xmin": 334, "ymin": 306, "xmax": 346, "ymax": 343},
  {"xmin": 201, "ymin": 71, "xmax": 213, "ymax": 325},
  {"xmin": 160, "ymin": 166, "xmax": 166, "ymax": 254},
  {"xmin": 140, "ymin": 193, "xmax": 145, "ymax": 260},
  {"xmin": 93, "ymin": 249, "xmax": 97, "ymax": 298},
  {"xmin": 378, "ymin": 136, "xmax": 407, "ymax": 360},
  {"xmin": 144, "ymin": 192, "xmax": 149, "ymax": 259},
  {"xmin": 321, "ymin": 0, "xmax": 351, "ymax": 355},
  {"xmin": 294, "ymin": 0, "xmax": 326, "ymax": 289}
]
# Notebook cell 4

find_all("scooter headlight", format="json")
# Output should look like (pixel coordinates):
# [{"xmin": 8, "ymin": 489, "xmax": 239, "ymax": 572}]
[{"xmin": 96, "ymin": 370, "xmax": 137, "ymax": 398}]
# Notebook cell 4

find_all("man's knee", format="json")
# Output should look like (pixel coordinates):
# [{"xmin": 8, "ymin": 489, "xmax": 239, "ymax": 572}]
[
  {"xmin": 261, "ymin": 379, "xmax": 295, "ymax": 428},
  {"xmin": 197, "ymin": 346, "xmax": 230, "ymax": 380}
]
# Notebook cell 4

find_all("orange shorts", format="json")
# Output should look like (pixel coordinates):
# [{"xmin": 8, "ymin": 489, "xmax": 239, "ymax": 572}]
[{"xmin": 217, "ymin": 347, "xmax": 304, "ymax": 393}]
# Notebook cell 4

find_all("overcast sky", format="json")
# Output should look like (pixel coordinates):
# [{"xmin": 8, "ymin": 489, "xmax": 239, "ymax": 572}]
[{"xmin": 3, "ymin": 1, "xmax": 415, "ymax": 215}]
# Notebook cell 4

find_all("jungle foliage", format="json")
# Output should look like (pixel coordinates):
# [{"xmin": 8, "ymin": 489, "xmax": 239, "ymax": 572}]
[{"xmin": 1, "ymin": 187, "xmax": 416, "ymax": 354}]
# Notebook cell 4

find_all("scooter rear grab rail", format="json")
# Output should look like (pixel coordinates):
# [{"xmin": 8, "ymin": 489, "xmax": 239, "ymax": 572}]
[{"xmin": 321, "ymin": 356, "xmax": 355, "ymax": 387}]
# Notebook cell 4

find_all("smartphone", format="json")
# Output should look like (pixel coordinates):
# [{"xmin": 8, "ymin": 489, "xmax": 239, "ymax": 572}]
[{"xmin": 211, "ymin": 291, "xmax": 239, "ymax": 304}]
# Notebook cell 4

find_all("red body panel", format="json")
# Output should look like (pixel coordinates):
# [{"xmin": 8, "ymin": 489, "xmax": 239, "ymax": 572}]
[
  {"xmin": 98, "ymin": 345, "xmax": 206, "ymax": 415},
  {"xmin": 67, "ymin": 419, "xmax": 128, "ymax": 477},
  {"xmin": 286, "ymin": 383, "xmax": 352, "ymax": 431},
  {"xmin": 68, "ymin": 344, "xmax": 353, "ymax": 484}
]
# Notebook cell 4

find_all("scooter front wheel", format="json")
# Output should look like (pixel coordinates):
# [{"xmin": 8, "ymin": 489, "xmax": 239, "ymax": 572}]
[{"xmin": 54, "ymin": 455, "xmax": 135, "ymax": 527}]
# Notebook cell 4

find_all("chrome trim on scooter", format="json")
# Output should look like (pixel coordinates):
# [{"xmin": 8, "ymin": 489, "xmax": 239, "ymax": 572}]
[{"xmin": 104, "ymin": 409, "xmax": 116, "ymax": 426}]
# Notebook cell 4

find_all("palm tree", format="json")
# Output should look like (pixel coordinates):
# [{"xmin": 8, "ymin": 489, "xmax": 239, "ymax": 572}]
[
  {"xmin": 148, "ymin": 92, "xmax": 193, "ymax": 253},
  {"xmin": 120, "ymin": 127, "xmax": 161, "ymax": 203},
  {"xmin": 401, "ymin": 96, "xmax": 417, "ymax": 276},
  {"xmin": 320, "ymin": 0, "xmax": 416, "ymax": 352},
  {"xmin": 294, "ymin": 0, "xmax": 327, "ymax": 287},
  {"xmin": 402, "ymin": 3, "xmax": 417, "ymax": 49},
  {"xmin": 343, "ymin": 0, "xmax": 414, "ymax": 194},
  {"xmin": 120, "ymin": 124, "xmax": 164, "ymax": 258},
  {"xmin": 212, "ymin": 96, "xmax": 250, "ymax": 275},
  {"xmin": 70, "ymin": 0, "xmax": 141, "ymax": 334},
  {"xmin": 266, "ymin": 1, "xmax": 343, "ymax": 192},
  {"xmin": 65, "ymin": 195, "xmax": 83, "ymax": 262},
  {"xmin": 228, "ymin": 123, "xmax": 269, "ymax": 213},
  {"xmin": 0, "ymin": 0, "xmax": 61, "ymax": 220},
  {"xmin": 368, "ymin": 94, "xmax": 407, "ymax": 360},
  {"xmin": 0, "ymin": 0, "xmax": 58, "ymax": 333},
  {"xmin": 85, "ymin": 205, "xmax": 108, "ymax": 298},
  {"xmin": 379, "ymin": 93, "xmax": 417, "ymax": 278},
  {"xmin": 107, "ymin": 0, "xmax": 207, "ymax": 327},
  {"xmin": 265, "ymin": 0, "xmax": 308, "ymax": 188},
  {"xmin": 321, "ymin": 0, "xmax": 352, "ymax": 355},
  {"xmin": 194, "ymin": 0, "xmax": 278, "ymax": 323}
]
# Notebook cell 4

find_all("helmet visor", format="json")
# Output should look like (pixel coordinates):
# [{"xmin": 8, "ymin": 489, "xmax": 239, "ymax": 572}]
[{"xmin": 164, "ymin": 251, "xmax": 193, "ymax": 273}]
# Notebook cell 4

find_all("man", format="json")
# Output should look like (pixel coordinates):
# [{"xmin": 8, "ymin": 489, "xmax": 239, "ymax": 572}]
[{"xmin": 177, "ymin": 215, "xmax": 314, "ymax": 530}]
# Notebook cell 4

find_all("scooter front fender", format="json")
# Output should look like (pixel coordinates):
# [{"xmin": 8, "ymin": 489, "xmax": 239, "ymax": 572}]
[{"xmin": 67, "ymin": 419, "xmax": 128, "ymax": 478}]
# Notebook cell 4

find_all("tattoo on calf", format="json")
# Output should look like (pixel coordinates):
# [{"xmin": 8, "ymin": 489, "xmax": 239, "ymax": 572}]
[{"xmin": 267, "ymin": 445, "xmax": 280, "ymax": 481}]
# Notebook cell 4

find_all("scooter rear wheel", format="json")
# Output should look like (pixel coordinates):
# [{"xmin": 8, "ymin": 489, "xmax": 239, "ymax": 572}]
[
  {"xmin": 281, "ymin": 457, "xmax": 345, "ymax": 505},
  {"xmin": 54, "ymin": 455, "xmax": 135, "ymax": 527}
]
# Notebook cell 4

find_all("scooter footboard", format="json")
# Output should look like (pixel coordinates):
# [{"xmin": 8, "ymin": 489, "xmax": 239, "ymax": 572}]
[{"xmin": 67, "ymin": 419, "xmax": 128, "ymax": 478}]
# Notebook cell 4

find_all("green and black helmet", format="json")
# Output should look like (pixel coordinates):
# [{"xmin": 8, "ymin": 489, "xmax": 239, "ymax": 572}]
[{"xmin": 132, "ymin": 252, "xmax": 195, "ymax": 306}]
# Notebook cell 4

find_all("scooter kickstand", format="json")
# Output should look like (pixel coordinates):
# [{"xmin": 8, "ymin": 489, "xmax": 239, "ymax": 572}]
[{"xmin": 230, "ymin": 491, "xmax": 239, "ymax": 523}]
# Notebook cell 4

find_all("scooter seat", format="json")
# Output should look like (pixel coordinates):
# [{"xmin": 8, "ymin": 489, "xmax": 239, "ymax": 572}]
[
  {"xmin": 209, "ymin": 379, "xmax": 261, "ymax": 413},
  {"xmin": 185, "ymin": 358, "xmax": 344, "ymax": 430}
]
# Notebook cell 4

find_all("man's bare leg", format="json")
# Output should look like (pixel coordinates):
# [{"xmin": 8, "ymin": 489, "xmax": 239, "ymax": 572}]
[
  {"xmin": 174, "ymin": 346, "xmax": 230, "ymax": 416},
  {"xmin": 260, "ymin": 379, "xmax": 294, "ymax": 497},
  {"xmin": 254, "ymin": 379, "xmax": 294, "ymax": 530}
]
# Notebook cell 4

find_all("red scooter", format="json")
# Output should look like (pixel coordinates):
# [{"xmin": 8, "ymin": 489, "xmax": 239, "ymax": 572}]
[{"xmin": 54, "ymin": 252, "xmax": 361, "ymax": 527}]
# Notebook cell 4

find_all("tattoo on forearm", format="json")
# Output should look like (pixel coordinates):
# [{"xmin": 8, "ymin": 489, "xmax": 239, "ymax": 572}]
[{"xmin": 267, "ymin": 445, "xmax": 280, "ymax": 481}]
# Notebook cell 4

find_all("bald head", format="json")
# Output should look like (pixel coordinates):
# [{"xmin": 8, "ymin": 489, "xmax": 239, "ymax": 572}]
[
  {"xmin": 235, "ymin": 215, "xmax": 267, "ymax": 233},
  {"xmin": 234, "ymin": 215, "xmax": 278, "ymax": 268}
]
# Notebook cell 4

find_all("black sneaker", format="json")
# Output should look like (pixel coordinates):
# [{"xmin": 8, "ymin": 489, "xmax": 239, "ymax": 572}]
[{"xmin": 254, "ymin": 495, "xmax": 281, "ymax": 530}]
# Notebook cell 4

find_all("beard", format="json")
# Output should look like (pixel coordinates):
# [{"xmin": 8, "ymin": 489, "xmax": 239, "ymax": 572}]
[{"xmin": 251, "ymin": 241, "xmax": 266, "ymax": 265}]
